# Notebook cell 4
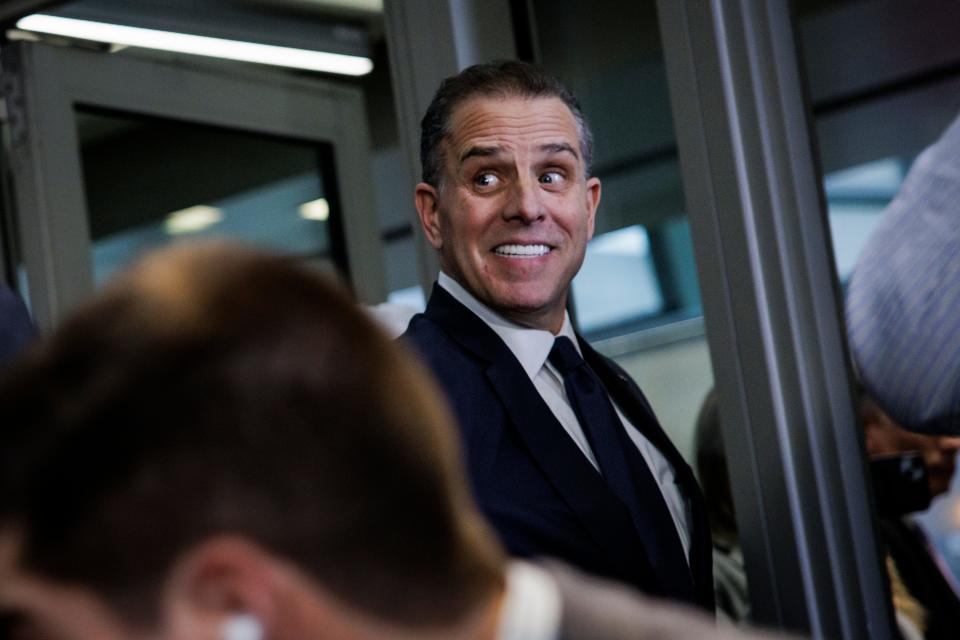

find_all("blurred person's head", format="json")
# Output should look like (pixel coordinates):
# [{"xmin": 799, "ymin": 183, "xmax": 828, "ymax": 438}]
[
  {"xmin": 860, "ymin": 396, "xmax": 960, "ymax": 499},
  {"xmin": 693, "ymin": 389, "xmax": 738, "ymax": 549},
  {"xmin": 0, "ymin": 243, "xmax": 505, "ymax": 640},
  {"xmin": 845, "ymin": 112, "xmax": 960, "ymax": 435}
]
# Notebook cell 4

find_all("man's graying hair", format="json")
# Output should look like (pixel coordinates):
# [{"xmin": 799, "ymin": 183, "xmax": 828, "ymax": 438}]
[{"xmin": 420, "ymin": 60, "xmax": 594, "ymax": 188}]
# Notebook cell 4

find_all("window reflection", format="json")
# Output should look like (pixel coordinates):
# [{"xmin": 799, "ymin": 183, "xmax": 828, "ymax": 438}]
[
  {"xmin": 76, "ymin": 107, "xmax": 342, "ymax": 287},
  {"xmin": 524, "ymin": 0, "xmax": 712, "ymax": 464},
  {"xmin": 572, "ymin": 225, "xmax": 662, "ymax": 334},
  {"xmin": 824, "ymin": 158, "xmax": 908, "ymax": 281}
]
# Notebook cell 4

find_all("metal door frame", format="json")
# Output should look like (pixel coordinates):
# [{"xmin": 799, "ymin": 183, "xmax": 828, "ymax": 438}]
[
  {"xmin": 657, "ymin": 1, "xmax": 894, "ymax": 636},
  {"xmin": 2, "ymin": 40, "xmax": 384, "ymax": 329}
]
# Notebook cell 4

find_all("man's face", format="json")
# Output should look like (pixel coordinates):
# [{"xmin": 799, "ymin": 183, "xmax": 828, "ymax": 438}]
[{"xmin": 416, "ymin": 96, "xmax": 601, "ymax": 333}]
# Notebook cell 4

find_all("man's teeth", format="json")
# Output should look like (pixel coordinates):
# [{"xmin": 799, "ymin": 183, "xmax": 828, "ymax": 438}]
[{"xmin": 494, "ymin": 244, "xmax": 550, "ymax": 257}]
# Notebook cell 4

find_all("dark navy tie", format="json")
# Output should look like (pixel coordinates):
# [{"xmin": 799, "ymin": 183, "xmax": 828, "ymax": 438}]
[{"xmin": 549, "ymin": 336, "xmax": 694, "ymax": 601}]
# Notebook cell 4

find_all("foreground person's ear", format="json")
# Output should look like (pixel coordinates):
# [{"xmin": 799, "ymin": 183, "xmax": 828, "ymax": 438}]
[
  {"xmin": 162, "ymin": 536, "xmax": 280, "ymax": 640},
  {"xmin": 220, "ymin": 613, "xmax": 263, "ymax": 640}
]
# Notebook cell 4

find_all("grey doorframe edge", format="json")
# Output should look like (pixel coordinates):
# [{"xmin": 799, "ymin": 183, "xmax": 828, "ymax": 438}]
[
  {"xmin": 2, "ymin": 40, "xmax": 384, "ymax": 329},
  {"xmin": 656, "ymin": 1, "xmax": 894, "ymax": 637}
]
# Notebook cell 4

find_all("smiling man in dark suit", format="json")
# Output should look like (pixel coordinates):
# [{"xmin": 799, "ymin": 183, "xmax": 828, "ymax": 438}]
[{"xmin": 403, "ymin": 60, "xmax": 714, "ymax": 610}]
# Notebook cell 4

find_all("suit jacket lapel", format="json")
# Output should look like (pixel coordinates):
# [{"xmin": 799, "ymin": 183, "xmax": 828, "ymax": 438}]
[
  {"xmin": 580, "ymin": 336, "xmax": 715, "ymax": 608},
  {"xmin": 423, "ymin": 286, "xmax": 657, "ymax": 581},
  {"xmin": 580, "ymin": 339, "xmax": 684, "ymax": 464}
]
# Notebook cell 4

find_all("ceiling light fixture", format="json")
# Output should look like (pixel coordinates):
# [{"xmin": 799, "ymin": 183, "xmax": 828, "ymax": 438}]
[
  {"xmin": 298, "ymin": 197, "xmax": 330, "ymax": 222},
  {"xmin": 16, "ymin": 14, "xmax": 373, "ymax": 77},
  {"xmin": 164, "ymin": 205, "xmax": 223, "ymax": 235}
]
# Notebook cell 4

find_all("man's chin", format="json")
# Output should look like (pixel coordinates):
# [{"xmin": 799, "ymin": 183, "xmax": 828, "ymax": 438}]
[{"xmin": 488, "ymin": 298, "xmax": 565, "ymax": 331}]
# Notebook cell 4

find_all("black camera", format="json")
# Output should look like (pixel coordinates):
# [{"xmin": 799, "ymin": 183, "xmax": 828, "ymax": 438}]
[{"xmin": 870, "ymin": 452, "xmax": 932, "ymax": 517}]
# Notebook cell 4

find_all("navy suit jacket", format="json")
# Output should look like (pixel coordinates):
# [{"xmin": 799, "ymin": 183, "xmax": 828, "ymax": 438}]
[{"xmin": 403, "ymin": 284, "xmax": 715, "ymax": 610}]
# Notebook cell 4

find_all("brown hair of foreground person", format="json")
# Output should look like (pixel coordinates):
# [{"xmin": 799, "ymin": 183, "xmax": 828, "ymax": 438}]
[{"xmin": 0, "ymin": 243, "xmax": 504, "ymax": 639}]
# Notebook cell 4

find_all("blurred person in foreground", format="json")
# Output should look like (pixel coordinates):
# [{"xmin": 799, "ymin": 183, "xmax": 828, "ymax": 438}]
[
  {"xmin": 844, "ymin": 109, "xmax": 960, "ymax": 637},
  {"xmin": 0, "ymin": 243, "xmax": 788, "ymax": 640},
  {"xmin": 846, "ymin": 110, "xmax": 960, "ymax": 436},
  {"xmin": 860, "ymin": 397, "xmax": 960, "ymax": 640}
]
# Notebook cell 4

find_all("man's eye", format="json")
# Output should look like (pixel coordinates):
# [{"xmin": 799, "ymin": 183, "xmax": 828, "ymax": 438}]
[
  {"xmin": 474, "ymin": 173, "xmax": 500, "ymax": 188},
  {"xmin": 539, "ymin": 171, "xmax": 564, "ymax": 185}
]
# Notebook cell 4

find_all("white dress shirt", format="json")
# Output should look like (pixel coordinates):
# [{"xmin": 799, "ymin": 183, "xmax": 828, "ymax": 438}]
[
  {"xmin": 497, "ymin": 561, "xmax": 562, "ymax": 640},
  {"xmin": 438, "ymin": 273, "xmax": 691, "ymax": 561}
]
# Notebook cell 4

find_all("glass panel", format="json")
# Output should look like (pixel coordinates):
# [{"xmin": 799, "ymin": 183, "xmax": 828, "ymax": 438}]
[
  {"xmin": 572, "ymin": 225, "xmax": 663, "ymax": 333},
  {"xmin": 528, "ymin": 0, "xmax": 713, "ymax": 464},
  {"xmin": 529, "ymin": 0, "xmax": 701, "ymax": 339},
  {"xmin": 824, "ymin": 157, "xmax": 907, "ymax": 283},
  {"xmin": 798, "ymin": 0, "xmax": 960, "ymax": 619},
  {"xmin": 75, "ymin": 107, "xmax": 344, "ymax": 287},
  {"xmin": 384, "ymin": 234, "xmax": 426, "ymax": 311},
  {"xmin": 527, "ymin": 0, "xmax": 737, "ymax": 621}
]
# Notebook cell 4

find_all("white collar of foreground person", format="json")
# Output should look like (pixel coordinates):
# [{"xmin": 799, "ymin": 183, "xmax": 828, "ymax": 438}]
[
  {"xmin": 501, "ymin": 560, "xmax": 799, "ymax": 640},
  {"xmin": 0, "ymin": 531, "xmax": 793, "ymax": 640},
  {"xmin": 497, "ymin": 561, "xmax": 562, "ymax": 640},
  {"xmin": 208, "ymin": 559, "xmax": 795, "ymax": 640}
]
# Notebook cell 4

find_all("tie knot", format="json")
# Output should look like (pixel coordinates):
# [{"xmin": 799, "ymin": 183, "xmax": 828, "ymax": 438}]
[{"xmin": 549, "ymin": 336, "xmax": 585, "ymax": 375}]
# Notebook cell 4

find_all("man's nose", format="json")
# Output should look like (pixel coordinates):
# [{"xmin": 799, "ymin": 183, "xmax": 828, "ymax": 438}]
[{"xmin": 503, "ymin": 176, "xmax": 545, "ymax": 223}]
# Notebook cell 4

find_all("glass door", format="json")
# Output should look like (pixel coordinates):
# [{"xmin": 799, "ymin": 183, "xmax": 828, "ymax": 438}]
[{"xmin": 2, "ymin": 39, "xmax": 384, "ymax": 329}]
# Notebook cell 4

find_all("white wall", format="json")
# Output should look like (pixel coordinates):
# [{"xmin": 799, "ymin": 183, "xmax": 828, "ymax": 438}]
[{"xmin": 612, "ymin": 335, "xmax": 713, "ymax": 463}]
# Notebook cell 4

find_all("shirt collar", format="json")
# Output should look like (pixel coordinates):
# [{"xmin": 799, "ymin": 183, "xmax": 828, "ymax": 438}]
[
  {"xmin": 496, "ymin": 560, "xmax": 562, "ymax": 640},
  {"xmin": 438, "ymin": 273, "xmax": 580, "ymax": 381}
]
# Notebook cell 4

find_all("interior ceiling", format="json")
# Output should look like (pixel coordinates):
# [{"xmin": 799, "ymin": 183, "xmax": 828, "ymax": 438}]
[{"xmin": 29, "ymin": 0, "xmax": 381, "ymax": 58}]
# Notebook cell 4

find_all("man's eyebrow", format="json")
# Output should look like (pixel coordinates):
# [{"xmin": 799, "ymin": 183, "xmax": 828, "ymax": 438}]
[
  {"xmin": 540, "ymin": 142, "xmax": 578, "ymax": 158},
  {"xmin": 459, "ymin": 145, "xmax": 503, "ymax": 164},
  {"xmin": 458, "ymin": 143, "xmax": 579, "ymax": 164}
]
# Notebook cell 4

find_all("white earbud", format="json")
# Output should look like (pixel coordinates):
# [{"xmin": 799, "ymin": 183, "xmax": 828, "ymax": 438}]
[{"xmin": 221, "ymin": 613, "xmax": 264, "ymax": 640}]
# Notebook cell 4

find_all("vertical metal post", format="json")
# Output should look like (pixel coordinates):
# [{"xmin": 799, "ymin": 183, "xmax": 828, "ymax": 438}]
[
  {"xmin": 656, "ymin": 0, "xmax": 895, "ymax": 636},
  {"xmin": 383, "ymin": 0, "xmax": 516, "ymax": 293}
]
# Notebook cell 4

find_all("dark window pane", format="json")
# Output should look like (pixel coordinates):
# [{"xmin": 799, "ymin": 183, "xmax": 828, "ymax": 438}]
[{"xmin": 75, "ymin": 107, "xmax": 343, "ymax": 286}]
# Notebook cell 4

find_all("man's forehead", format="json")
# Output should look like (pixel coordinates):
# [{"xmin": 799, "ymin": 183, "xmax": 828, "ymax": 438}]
[{"xmin": 445, "ymin": 95, "xmax": 581, "ymax": 157}]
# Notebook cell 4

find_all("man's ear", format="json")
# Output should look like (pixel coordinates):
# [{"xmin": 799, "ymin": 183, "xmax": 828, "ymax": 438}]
[
  {"xmin": 584, "ymin": 176, "xmax": 601, "ymax": 242},
  {"xmin": 162, "ymin": 536, "xmax": 370, "ymax": 640},
  {"xmin": 415, "ymin": 182, "xmax": 444, "ymax": 250},
  {"xmin": 162, "ymin": 536, "xmax": 281, "ymax": 640}
]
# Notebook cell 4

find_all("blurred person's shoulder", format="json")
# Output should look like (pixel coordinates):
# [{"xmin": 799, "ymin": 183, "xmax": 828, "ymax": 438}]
[{"xmin": 538, "ymin": 560, "xmax": 798, "ymax": 640}]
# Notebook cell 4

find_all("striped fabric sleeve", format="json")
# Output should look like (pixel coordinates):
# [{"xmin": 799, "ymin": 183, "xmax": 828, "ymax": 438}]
[{"xmin": 845, "ymin": 110, "xmax": 960, "ymax": 435}]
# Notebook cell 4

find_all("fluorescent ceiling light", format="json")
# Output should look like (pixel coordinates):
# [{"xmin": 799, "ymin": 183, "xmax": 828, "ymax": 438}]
[
  {"xmin": 300, "ymin": 0, "xmax": 384, "ymax": 13},
  {"xmin": 16, "ymin": 14, "xmax": 373, "ymax": 77},
  {"xmin": 299, "ymin": 197, "xmax": 330, "ymax": 221},
  {"xmin": 164, "ymin": 205, "xmax": 223, "ymax": 235}
]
